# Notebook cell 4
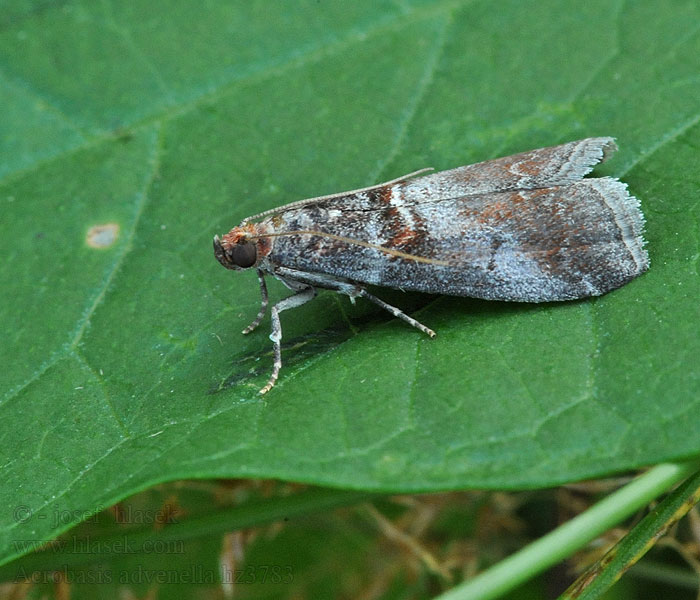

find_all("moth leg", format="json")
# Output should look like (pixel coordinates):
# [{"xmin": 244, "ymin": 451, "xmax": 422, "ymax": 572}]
[
  {"xmin": 242, "ymin": 269, "xmax": 269, "ymax": 335},
  {"xmin": 357, "ymin": 288, "xmax": 436, "ymax": 338},
  {"xmin": 260, "ymin": 286, "xmax": 317, "ymax": 395}
]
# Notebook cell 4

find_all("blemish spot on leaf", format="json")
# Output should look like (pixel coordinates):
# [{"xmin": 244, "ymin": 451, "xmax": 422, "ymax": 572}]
[{"xmin": 86, "ymin": 224, "xmax": 119, "ymax": 249}]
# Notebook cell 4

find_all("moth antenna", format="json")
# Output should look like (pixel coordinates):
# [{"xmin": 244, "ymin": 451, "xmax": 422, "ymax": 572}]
[{"xmin": 241, "ymin": 168, "xmax": 434, "ymax": 224}]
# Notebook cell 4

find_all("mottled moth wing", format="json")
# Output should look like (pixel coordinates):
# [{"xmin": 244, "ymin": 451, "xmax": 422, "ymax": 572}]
[
  {"xmin": 396, "ymin": 136, "xmax": 620, "ymax": 198},
  {"xmin": 262, "ymin": 138, "xmax": 648, "ymax": 301}
]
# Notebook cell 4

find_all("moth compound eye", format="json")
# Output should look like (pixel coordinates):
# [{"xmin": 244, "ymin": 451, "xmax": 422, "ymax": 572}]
[{"xmin": 230, "ymin": 242, "xmax": 257, "ymax": 268}]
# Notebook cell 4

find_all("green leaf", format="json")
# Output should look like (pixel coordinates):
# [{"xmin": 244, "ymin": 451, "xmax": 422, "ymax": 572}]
[{"xmin": 1, "ymin": 0, "xmax": 699, "ymax": 567}]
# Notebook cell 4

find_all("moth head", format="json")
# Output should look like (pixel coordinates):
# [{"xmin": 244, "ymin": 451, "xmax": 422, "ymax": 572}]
[{"xmin": 213, "ymin": 230, "xmax": 259, "ymax": 270}]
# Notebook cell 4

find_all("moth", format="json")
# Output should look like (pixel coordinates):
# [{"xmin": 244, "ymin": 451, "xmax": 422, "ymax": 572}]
[{"xmin": 214, "ymin": 137, "xmax": 648, "ymax": 394}]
